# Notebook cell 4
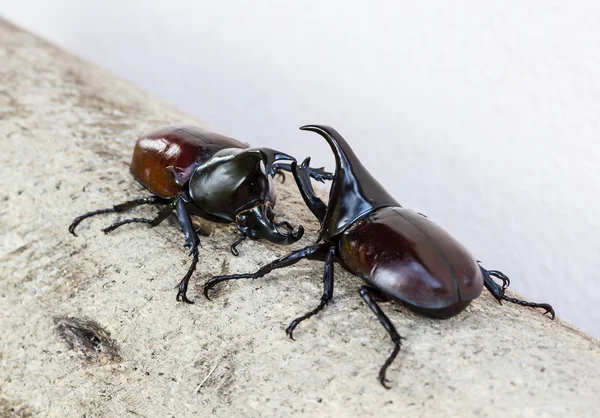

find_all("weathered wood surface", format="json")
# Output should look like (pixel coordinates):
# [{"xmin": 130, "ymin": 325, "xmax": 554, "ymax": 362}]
[{"xmin": 0, "ymin": 19, "xmax": 598, "ymax": 418}]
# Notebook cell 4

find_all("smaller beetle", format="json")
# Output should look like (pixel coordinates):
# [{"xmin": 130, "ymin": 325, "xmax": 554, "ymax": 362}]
[
  {"xmin": 204, "ymin": 125, "xmax": 555, "ymax": 387},
  {"xmin": 69, "ymin": 125, "xmax": 332, "ymax": 303}
]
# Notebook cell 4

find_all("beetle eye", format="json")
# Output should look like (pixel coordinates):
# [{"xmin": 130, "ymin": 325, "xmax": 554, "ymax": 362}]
[
  {"xmin": 266, "ymin": 206, "xmax": 275, "ymax": 222},
  {"xmin": 237, "ymin": 214, "xmax": 248, "ymax": 227}
]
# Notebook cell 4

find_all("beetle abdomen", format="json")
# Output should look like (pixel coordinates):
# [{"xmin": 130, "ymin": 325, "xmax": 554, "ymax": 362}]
[
  {"xmin": 130, "ymin": 125, "xmax": 248, "ymax": 198},
  {"xmin": 339, "ymin": 207, "xmax": 483, "ymax": 318}
]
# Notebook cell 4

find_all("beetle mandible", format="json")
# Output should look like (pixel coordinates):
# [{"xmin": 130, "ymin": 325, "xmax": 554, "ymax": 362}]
[
  {"xmin": 204, "ymin": 124, "xmax": 555, "ymax": 387},
  {"xmin": 69, "ymin": 125, "xmax": 332, "ymax": 303}
]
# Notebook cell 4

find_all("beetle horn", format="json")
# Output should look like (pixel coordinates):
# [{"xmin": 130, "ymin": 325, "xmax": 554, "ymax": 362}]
[
  {"xmin": 244, "ymin": 204, "xmax": 305, "ymax": 244},
  {"xmin": 243, "ymin": 148, "xmax": 296, "ymax": 176},
  {"xmin": 299, "ymin": 125, "xmax": 399, "ymax": 239},
  {"xmin": 255, "ymin": 217, "xmax": 305, "ymax": 244}
]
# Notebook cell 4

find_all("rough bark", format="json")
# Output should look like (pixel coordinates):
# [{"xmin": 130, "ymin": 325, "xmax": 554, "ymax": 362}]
[{"xmin": 1, "ymin": 19, "xmax": 598, "ymax": 418}]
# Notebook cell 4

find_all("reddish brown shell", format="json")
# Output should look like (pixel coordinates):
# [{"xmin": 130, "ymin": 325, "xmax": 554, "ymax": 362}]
[
  {"xmin": 339, "ymin": 206, "xmax": 483, "ymax": 318},
  {"xmin": 130, "ymin": 125, "xmax": 248, "ymax": 198}
]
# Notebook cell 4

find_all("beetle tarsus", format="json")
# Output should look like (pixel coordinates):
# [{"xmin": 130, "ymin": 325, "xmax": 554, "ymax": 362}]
[
  {"xmin": 69, "ymin": 208, "xmax": 115, "ymax": 236},
  {"xmin": 270, "ymin": 162, "xmax": 334, "ymax": 183},
  {"xmin": 176, "ymin": 247, "xmax": 199, "ymax": 304},
  {"xmin": 103, "ymin": 204, "xmax": 175, "ymax": 234},
  {"xmin": 203, "ymin": 272, "xmax": 253, "ymax": 300},
  {"xmin": 204, "ymin": 244, "xmax": 326, "ymax": 300},
  {"xmin": 103, "ymin": 217, "xmax": 153, "ymax": 233},
  {"xmin": 230, "ymin": 234, "xmax": 246, "ymax": 256},
  {"xmin": 69, "ymin": 195, "xmax": 169, "ymax": 236},
  {"xmin": 309, "ymin": 166, "xmax": 335, "ymax": 183},
  {"xmin": 501, "ymin": 295, "xmax": 555, "ymax": 319},
  {"xmin": 359, "ymin": 285, "xmax": 404, "ymax": 389},
  {"xmin": 481, "ymin": 267, "xmax": 555, "ymax": 319},
  {"xmin": 379, "ymin": 343, "xmax": 401, "ymax": 389}
]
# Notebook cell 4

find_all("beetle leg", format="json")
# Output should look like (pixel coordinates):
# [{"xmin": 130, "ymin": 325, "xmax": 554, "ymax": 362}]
[
  {"xmin": 271, "ymin": 162, "xmax": 334, "ymax": 183},
  {"xmin": 275, "ymin": 169, "xmax": 286, "ymax": 183},
  {"xmin": 285, "ymin": 246, "xmax": 336, "ymax": 340},
  {"xmin": 359, "ymin": 286, "xmax": 403, "ymax": 389},
  {"xmin": 102, "ymin": 203, "xmax": 175, "ymax": 233},
  {"xmin": 486, "ymin": 270, "xmax": 511, "ymax": 291},
  {"xmin": 480, "ymin": 267, "xmax": 555, "ymax": 319},
  {"xmin": 203, "ymin": 243, "xmax": 328, "ymax": 300},
  {"xmin": 477, "ymin": 264, "xmax": 510, "ymax": 292},
  {"xmin": 230, "ymin": 234, "xmax": 246, "ymax": 256},
  {"xmin": 175, "ymin": 198, "xmax": 201, "ymax": 304},
  {"xmin": 69, "ymin": 195, "xmax": 170, "ymax": 236},
  {"xmin": 291, "ymin": 158, "xmax": 328, "ymax": 223}
]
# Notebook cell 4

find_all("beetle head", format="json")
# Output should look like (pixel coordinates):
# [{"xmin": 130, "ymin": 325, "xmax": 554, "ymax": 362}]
[{"xmin": 189, "ymin": 147, "xmax": 304, "ymax": 244}]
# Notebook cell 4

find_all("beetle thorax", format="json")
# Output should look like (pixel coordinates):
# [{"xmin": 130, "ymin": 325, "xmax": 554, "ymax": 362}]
[{"xmin": 188, "ymin": 148, "xmax": 276, "ymax": 222}]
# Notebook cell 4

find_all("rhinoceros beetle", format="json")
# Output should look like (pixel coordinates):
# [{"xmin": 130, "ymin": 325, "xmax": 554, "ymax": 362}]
[
  {"xmin": 204, "ymin": 125, "xmax": 555, "ymax": 388},
  {"xmin": 69, "ymin": 125, "xmax": 332, "ymax": 303}
]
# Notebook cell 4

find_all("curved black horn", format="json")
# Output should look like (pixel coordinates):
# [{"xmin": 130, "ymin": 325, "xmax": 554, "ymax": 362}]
[
  {"xmin": 299, "ymin": 125, "xmax": 398, "ymax": 239},
  {"xmin": 255, "ymin": 218, "xmax": 304, "ymax": 244},
  {"xmin": 241, "ymin": 205, "xmax": 304, "ymax": 244}
]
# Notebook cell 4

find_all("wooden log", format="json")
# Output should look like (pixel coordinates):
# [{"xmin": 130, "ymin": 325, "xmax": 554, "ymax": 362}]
[{"xmin": 0, "ymin": 19, "xmax": 598, "ymax": 418}]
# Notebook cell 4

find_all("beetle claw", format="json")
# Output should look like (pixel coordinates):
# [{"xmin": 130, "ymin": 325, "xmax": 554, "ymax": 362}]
[
  {"xmin": 176, "ymin": 290, "xmax": 195, "ymax": 304},
  {"xmin": 379, "ymin": 376, "xmax": 392, "ymax": 390},
  {"xmin": 542, "ymin": 304, "xmax": 556, "ymax": 320},
  {"xmin": 284, "ymin": 322, "xmax": 297, "ymax": 341},
  {"xmin": 275, "ymin": 170, "xmax": 286, "ymax": 183}
]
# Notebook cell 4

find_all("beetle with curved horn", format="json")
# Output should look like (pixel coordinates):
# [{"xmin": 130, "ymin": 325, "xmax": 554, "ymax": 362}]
[
  {"xmin": 69, "ymin": 125, "xmax": 333, "ymax": 303},
  {"xmin": 204, "ymin": 124, "xmax": 555, "ymax": 388}
]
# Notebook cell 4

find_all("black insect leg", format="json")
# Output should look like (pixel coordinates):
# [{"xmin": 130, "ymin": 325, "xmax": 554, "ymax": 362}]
[
  {"xmin": 102, "ymin": 203, "xmax": 175, "ymax": 233},
  {"xmin": 69, "ymin": 196, "xmax": 170, "ymax": 236},
  {"xmin": 204, "ymin": 243, "xmax": 328, "ymax": 299},
  {"xmin": 285, "ymin": 246, "xmax": 336, "ymax": 340},
  {"xmin": 481, "ymin": 266, "xmax": 555, "ymax": 319},
  {"xmin": 175, "ymin": 198, "xmax": 201, "ymax": 304},
  {"xmin": 272, "ymin": 162, "xmax": 334, "ymax": 183},
  {"xmin": 230, "ymin": 234, "xmax": 246, "ymax": 256},
  {"xmin": 274, "ymin": 169, "xmax": 287, "ymax": 183},
  {"xmin": 359, "ymin": 285, "xmax": 403, "ymax": 389},
  {"xmin": 477, "ymin": 265, "xmax": 511, "ymax": 297},
  {"xmin": 291, "ymin": 158, "xmax": 328, "ymax": 223}
]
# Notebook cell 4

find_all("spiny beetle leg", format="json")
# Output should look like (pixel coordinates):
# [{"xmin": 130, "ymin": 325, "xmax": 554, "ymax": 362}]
[
  {"xmin": 175, "ymin": 197, "xmax": 201, "ymax": 304},
  {"xmin": 204, "ymin": 244, "xmax": 326, "ymax": 300},
  {"xmin": 285, "ymin": 246, "xmax": 336, "ymax": 340}
]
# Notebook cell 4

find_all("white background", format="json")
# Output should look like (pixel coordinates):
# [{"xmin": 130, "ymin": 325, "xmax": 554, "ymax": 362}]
[{"xmin": 2, "ymin": 1, "xmax": 599, "ymax": 338}]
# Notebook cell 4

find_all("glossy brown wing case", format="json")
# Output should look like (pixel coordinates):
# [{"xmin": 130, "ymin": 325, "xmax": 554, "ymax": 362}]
[
  {"xmin": 130, "ymin": 125, "xmax": 248, "ymax": 198},
  {"xmin": 339, "ymin": 207, "xmax": 483, "ymax": 317}
]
